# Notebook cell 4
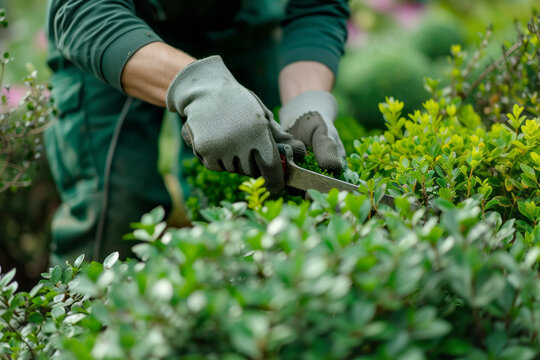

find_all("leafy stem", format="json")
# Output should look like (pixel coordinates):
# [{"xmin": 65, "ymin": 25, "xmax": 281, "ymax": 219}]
[
  {"xmin": 464, "ymin": 39, "xmax": 523, "ymax": 99},
  {"xmin": 0, "ymin": 61, "xmax": 5, "ymax": 89}
]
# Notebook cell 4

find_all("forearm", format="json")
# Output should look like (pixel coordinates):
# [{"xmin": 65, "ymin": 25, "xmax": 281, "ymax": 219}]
[
  {"xmin": 278, "ymin": 0, "xmax": 349, "ymax": 98},
  {"xmin": 278, "ymin": 61, "xmax": 335, "ymax": 104},
  {"xmin": 47, "ymin": 0, "xmax": 162, "ymax": 89},
  {"xmin": 121, "ymin": 42, "xmax": 196, "ymax": 107}
]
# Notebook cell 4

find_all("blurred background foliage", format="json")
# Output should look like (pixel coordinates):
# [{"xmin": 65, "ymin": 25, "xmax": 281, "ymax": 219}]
[
  {"xmin": 0, "ymin": 0, "xmax": 58, "ymax": 290},
  {"xmin": 0, "ymin": 0, "xmax": 538, "ymax": 289},
  {"xmin": 334, "ymin": 0, "xmax": 538, "ymax": 130}
]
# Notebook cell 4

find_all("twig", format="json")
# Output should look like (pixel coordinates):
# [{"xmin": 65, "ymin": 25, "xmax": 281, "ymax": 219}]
[
  {"xmin": 0, "ymin": 147, "xmax": 10, "ymax": 178},
  {"xmin": 464, "ymin": 39, "xmax": 523, "ymax": 99},
  {"xmin": 5, "ymin": 322, "xmax": 36, "ymax": 359},
  {"xmin": 0, "ymin": 161, "xmax": 28, "ymax": 192},
  {"xmin": 0, "ymin": 62, "xmax": 5, "ymax": 89},
  {"xmin": 28, "ymin": 116, "xmax": 56, "ymax": 135}
]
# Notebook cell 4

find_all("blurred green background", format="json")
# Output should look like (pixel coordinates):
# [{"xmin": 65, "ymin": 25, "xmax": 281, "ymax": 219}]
[
  {"xmin": 0, "ymin": 0, "xmax": 58, "ymax": 290},
  {"xmin": 0, "ymin": 0, "xmax": 537, "ymax": 289}
]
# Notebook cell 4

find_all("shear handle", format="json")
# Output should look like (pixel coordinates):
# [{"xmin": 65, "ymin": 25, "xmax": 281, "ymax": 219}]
[{"xmin": 277, "ymin": 143, "xmax": 294, "ymax": 175}]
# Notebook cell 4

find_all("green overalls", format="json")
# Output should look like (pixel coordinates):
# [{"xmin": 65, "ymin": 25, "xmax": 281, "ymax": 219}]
[{"xmin": 45, "ymin": 0, "xmax": 349, "ymax": 265}]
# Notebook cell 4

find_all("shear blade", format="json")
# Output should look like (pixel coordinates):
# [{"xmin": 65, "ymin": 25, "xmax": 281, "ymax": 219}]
[{"xmin": 284, "ymin": 161, "xmax": 359, "ymax": 194}]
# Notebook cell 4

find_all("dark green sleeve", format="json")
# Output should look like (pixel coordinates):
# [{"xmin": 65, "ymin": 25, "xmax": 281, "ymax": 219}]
[
  {"xmin": 279, "ymin": 0, "xmax": 350, "ymax": 76},
  {"xmin": 47, "ymin": 0, "xmax": 163, "ymax": 91}
]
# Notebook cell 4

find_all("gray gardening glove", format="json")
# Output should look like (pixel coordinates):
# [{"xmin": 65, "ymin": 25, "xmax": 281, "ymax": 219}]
[
  {"xmin": 279, "ymin": 90, "xmax": 346, "ymax": 174},
  {"xmin": 166, "ymin": 55, "xmax": 306, "ymax": 195}
]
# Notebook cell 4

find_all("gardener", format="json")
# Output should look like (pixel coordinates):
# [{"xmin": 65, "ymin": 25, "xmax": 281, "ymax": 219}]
[{"xmin": 44, "ymin": 0, "xmax": 350, "ymax": 264}]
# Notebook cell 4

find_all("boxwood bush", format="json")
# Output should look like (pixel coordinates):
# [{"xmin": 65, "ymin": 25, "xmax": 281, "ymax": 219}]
[
  {"xmin": 1, "ymin": 189, "xmax": 539, "ymax": 359},
  {"xmin": 1, "ymin": 12, "xmax": 540, "ymax": 360}
]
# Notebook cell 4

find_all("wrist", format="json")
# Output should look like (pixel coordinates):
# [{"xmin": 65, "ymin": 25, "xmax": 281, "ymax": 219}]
[
  {"xmin": 278, "ymin": 61, "xmax": 335, "ymax": 103},
  {"xmin": 278, "ymin": 90, "xmax": 337, "ymax": 131},
  {"xmin": 121, "ymin": 42, "xmax": 196, "ymax": 107}
]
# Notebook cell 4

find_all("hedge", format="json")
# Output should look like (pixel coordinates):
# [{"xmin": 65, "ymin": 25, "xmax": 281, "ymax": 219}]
[{"xmin": 1, "ymin": 12, "xmax": 539, "ymax": 360}]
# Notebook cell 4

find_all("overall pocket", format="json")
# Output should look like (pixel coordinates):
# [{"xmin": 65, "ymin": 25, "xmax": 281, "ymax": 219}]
[{"xmin": 44, "ymin": 67, "xmax": 97, "ymax": 199}]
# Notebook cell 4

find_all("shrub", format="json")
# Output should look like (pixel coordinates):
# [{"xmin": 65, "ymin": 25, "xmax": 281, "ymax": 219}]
[
  {"xmin": 346, "ymin": 17, "xmax": 540, "ymax": 231},
  {"xmin": 0, "ymin": 7, "xmax": 58, "ymax": 294},
  {"xmin": 183, "ymin": 157, "xmax": 248, "ymax": 219},
  {"xmin": 0, "ymin": 9, "xmax": 55, "ymax": 192},
  {"xmin": 1, "ymin": 11, "xmax": 539, "ymax": 360},
  {"xmin": 1, "ymin": 187, "xmax": 539, "ymax": 359},
  {"xmin": 183, "ymin": 144, "xmax": 347, "ymax": 220},
  {"xmin": 411, "ymin": 15, "xmax": 465, "ymax": 61},
  {"xmin": 335, "ymin": 45, "xmax": 432, "ymax": 129}
]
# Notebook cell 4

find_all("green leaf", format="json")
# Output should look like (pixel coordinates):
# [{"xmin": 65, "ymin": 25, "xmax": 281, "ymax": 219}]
[
  {"xmin": 64, "ymin": 313, "xmax": 86, "ymax": 324},
  {"xmin": 521, "ymin": 176, "xmax": 537, "ymax": 189},
  {"xmin": 327, "ymin": 188, "xmax": 340, "ymax": 211},
  {"xmin": 86, "ymin": 262, "xmax": 104, "ymax": 282},
  {"xmin": 485, "ymin": 196, "xmax": 512, "ymax": 210},
  {"xmin": 69, "ymin": 276, "xmax": 98, "ymax": 296},
  {"xmin": 436, "ymin": 177, "xmax": 448, "ymax": 189},
  {"xmin": 410, "ymin": 319, "xmax": 451, "ymax": 340},
  {"xmin": 74, "ymin": 254, "xmax": 85, "ymax": 268},
  {"xmin": 486, "ymin": 329, "xmax": 507, "ymax": 355},
  {"xmin": 28, "ymin": 312, "xmax": 44, "ymax": 324},
  {"xmin": 0, "ymin": 268, "xmax": 16, "ymax": 289},
  {"xmin": 141, "ymin": 206, "xmax": 165, "ymax": 225},
  {"xmin": 307, "ymin": 190, "xmax": 329, "ymax": 208},
  {"xmin": 0, "ymin": 344, "xmax": 10, "ymax": 355},
  {"xmin": 103, "ymin": 252, "xmax": 119, "ymax": 269},
  {"xmin": 498, "ymin": 346, "xmax": 536, "ymax": 360},
  {"xmin": 439, "ymin": 338, "xmax": 471, "ymax": 355},
  {"xmin": 61, "ymin": 267, "xmax": 74, "ymax": 284},
  {"xmin": 518, "ymin": 201, "xmax": 536, "ymax": 222},
  {"xmin": 472, "ymin": 274, "xmax": 506, "ymax": 307},
  {"xmin": 91, "ymin": 301, "xmax": 111, "ymax": 325},
  {"xmin": 29, "ymin": 283, "xmax": 43, "ymax": 298},
  {"xmin": 531, "ymin": 152, "xmax": 540, "ymax": 165},
  {"xmin": 9, "ymin": 293, "xmax": 25, "ymax": 309},
  {"xmin": 344, "ymin": 194, "xmax": 371, "ymax": 224},
  {"xmin": 435, "ymin": 198, "xmax": 455, "ymax": 210},
  {"xmin": 230, "ymin": 325, "xmax": 260, "ymax": 358},
  {"xmin": 132, "ymin": 243, "xmax": 159, "ymax": 261},
  {"xmin": 351, "ymin": 300, "xmax": 376, "ymax": 326},
  {"xmin": 51, "ymin": 266, "xmax": 62, "ymax": 284},
  {"xmin": 496, "ymin": 219, "xmax": 516, "ymax": 241},
  {"xmin": 51, "ymin": 305, "xmax": 66, "ymax": 319},
  {"xmin": 373, "ymin": 183, "xmax": 387, "ymax": 206},
  {"xmin": 520, "ymin": 163, "xmax": 536, "ymax": 177}
]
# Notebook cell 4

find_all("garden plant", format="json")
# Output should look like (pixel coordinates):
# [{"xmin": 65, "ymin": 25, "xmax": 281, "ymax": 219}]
[
  {"xmin": 1, "ymin": 10, "xmax": 540, "ymax": 360},
  {"xmin": 0, "ymin": 9, "xmax": 54, "ymax": 193},
  {"xmin": 0, "ymin": 6, "xmax": 57, "ymax": 291}
]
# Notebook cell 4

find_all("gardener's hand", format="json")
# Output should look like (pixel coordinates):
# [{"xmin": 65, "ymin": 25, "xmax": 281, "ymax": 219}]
[
  {"xmin": 279, "ymin": 90, "xmax": 345, "ymax": 174},
  {"xmin": 166, "ymin": 55, "xmax": 306, "ymax": 195}
]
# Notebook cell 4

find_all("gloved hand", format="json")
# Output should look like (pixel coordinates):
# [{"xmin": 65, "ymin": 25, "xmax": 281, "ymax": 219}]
[
  {"xmin": 279, "ymin": 90, "xmax": 346, "ymax": 174},
  {"xmin": 166, "ymin": 55, "xmax": 306, "ymax": 195}
]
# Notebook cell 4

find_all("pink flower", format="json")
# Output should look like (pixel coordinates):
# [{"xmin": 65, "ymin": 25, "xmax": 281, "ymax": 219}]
[
  {"xmin": 366, "ymin": 0, "xmax": 394, "ymax": 13},
  {"xmin": 364, "ymin": 0, "xmax": 425, "ymax": 29},
  {"xmin": 347, "ymin": 20, "xmax": 368, "ymax": 49},
  {"xmin": 2, "ymin": 85, "xmax": 27, "ymax": 108},
  {"xmin": 393, "ymin": 3, "xmax": 424, "ymax": 29}
]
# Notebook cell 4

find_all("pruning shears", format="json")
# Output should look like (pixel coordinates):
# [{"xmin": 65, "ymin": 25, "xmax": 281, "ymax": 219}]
[
  {"xmin": 277, "ymin": 144, "xmax": 395, "ymax": 207},
  {"xmin": 277, "ymin": 143, "xmax": 360, "ymax": 194}
]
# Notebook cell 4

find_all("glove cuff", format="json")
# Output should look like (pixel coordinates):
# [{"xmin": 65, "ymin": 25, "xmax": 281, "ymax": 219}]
[
  {"xmin": 166, "ymin": 55, "xmax": 233, "ymax": 115},
  {"xmin": 278, "ymin": 90, "xmax": 337, "ymax": 131}
]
